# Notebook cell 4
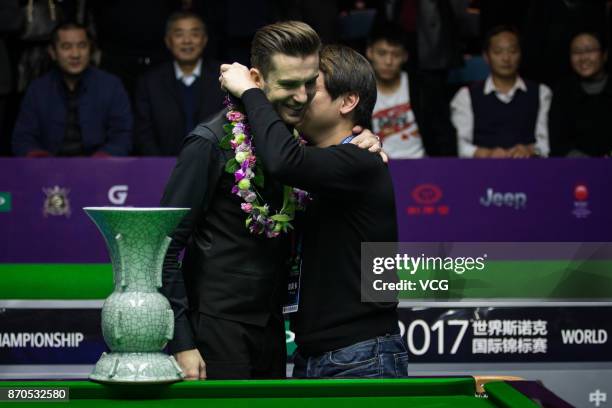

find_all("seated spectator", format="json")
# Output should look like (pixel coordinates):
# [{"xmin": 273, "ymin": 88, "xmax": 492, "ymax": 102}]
[
  {"xmin": 451, "ymin": 26, "xmax": 551, "ymax": 158},
  {"xmin": 12, "ymin": 22, "xmax": 132, "ymax": 157},
  {"xmin": 134, "ymin": 11, "xmax": 224, "ymax": 156},
  {"xmin": 550, "ymin": 31, "xmax": 612, "ymax": 157},
  {"xmin": 366, "ymin": 26, "xmax": 425, "ymax": 159}
]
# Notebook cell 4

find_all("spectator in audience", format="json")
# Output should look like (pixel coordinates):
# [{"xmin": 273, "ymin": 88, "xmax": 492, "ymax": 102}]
[
  {"xmin": 550, "ymin": 31, "xmax": 612, "ymax": 157},
  {"xmin": 369, "ymin": 1, "xmax": 466, "ymax": 156},
  {"xmin": 520, "ymin": 0, "xmax": 608, "ymax": 89},
  {"xmin": 12, "ymin": 22, "xmax": 132, "ymax": 157},
  {"xmin": 134, "ymin": 11, "xmax": 224, "ymax": 156},
  {"xmin": 366, "ymin": 26, "xmax": 425, "ymax": 158},
  {"xmin": 450, "ymin": 25, "xmax": 551, "ymax": 158}
]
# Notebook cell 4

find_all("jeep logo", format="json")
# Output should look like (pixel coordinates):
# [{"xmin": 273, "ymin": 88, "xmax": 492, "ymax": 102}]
[{"xmin": 479, "ymin": 188, "xmax": 526, "ymax": 209}]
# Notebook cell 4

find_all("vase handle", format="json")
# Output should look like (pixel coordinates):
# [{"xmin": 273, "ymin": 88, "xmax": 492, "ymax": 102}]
[
  {"xmin": 155, "ymin": 236, "xmax": 173, "ymax": 288},
  {"xmin": 165, "ymin": 309, "xmax": 175, "ymax": 341},
  {"xmin": 114, "ymin": 233, "xmax": 127, "ymax": 289},
  {"xmin": 113, "ymin": 311, "xmax": 123, "ymax": 343},
  {"xmin": 109, "ymin": 356, "xmax": 120, "ymax": 378}
]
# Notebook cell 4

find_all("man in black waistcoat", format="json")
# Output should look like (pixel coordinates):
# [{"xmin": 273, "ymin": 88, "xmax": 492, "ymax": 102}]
[
  {"xmin": 450, "ymin": 25, "xmax": 551, "ymax": 159},
  {"xmin": 161, "ymin": 21, "xmax": 381, "ymax": 380}
]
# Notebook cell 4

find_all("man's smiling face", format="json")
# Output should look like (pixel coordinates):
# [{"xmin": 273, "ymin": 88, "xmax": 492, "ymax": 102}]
[
  {"xmin": 260, "ymin": 53, "xmax": 319, "ymax": 126},
  {"xmin": 165, "ymin": 17, "xmax": 207, "ymax": 66}
]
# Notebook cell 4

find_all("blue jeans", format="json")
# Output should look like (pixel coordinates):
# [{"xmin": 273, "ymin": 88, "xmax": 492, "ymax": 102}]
[{"xmin": 292, "ymin": 334, "xmax": 409, "ymax": 378}]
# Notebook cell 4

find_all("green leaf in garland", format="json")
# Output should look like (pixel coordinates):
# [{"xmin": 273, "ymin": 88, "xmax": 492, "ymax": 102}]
[
  {"xmin": 285, "ymin": 202, "xmax": 296, "ymax": 215},
  {"xmin": 219, "ymin": 133, "xmax": 232, "ymax": 150},
  {"xmin": 253, "ymin": 165, "xmax": 265, "ymax": 188},
  {"xmin": 271, "ymin": 214, "xmax": 291, "ymax": 222},
  {"xmin": 225, "ymin": 158, "xmax": 239, "ymax": 174},
  {"xmin": 223, "ymin": 123, "xmax": 233, "ymax": 133},
  {"xmin": 256, "ymin": 205, "xmax": 269, "ymax": 216}
]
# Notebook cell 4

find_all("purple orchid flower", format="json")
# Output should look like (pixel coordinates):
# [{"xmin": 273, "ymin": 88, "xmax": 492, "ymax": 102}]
[{"xmin": 235, "ymin": 168, "xmax": 246, "ymax": 182}]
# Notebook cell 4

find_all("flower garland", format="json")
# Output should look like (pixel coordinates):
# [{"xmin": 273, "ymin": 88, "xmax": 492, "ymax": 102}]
[{"xmin": 219, "ymin": 96, "xmax": 310, "ymax": 238}]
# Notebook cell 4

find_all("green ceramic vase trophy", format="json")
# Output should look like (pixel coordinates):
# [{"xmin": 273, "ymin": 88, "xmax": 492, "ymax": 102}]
[{"xmin": 84, "ymin": 207, "xmax": 189, "ymax": 383}]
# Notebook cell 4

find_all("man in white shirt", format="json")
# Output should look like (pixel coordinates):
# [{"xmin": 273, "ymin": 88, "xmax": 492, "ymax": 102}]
[
  {"xmin": 134, "ymin": 11, "xmax": 225, "ymax": 156},
  {"xmin": 367, "ymin": 27, "xmax": 425, "ymax": 159},
  {"xmin": 450, "ymin": 25, "xmax": 551, "ymax": 158}
]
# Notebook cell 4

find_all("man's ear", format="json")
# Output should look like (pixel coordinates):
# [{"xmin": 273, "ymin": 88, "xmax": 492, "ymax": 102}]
[
  {"xmin": 340, "ymin": 92, "xmax": 359, "ymax": 116},
  {"xmin": 250, "ymin": 67, "xmax": 265, "ymax": 89},
  {"xmin": 366, "ymin": 46, "xmax": 374, "ymax": 61},
  {"xmin": 201, "ymin": 33, "xmax": 209, "ymax": 50},
  {"xmin": 48, "ymin": 45, "xmax": 57, "ymax": 61}
]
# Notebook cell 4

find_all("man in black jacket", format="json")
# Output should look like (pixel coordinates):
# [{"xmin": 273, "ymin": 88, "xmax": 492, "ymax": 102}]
[
  {"xmin": 161, "ymin": 22, "xmax": 381, "ymax": 380},
  {"xmin": 134, "ymin": 11, "xmax": 224, "ymax": 156},
  {"xmin": 221, "ymin": 45, "xmax": 406, "ymax": 378}
]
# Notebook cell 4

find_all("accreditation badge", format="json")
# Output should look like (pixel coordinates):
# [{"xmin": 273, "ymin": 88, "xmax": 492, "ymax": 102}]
[
  {"xmin": 283, "ymin": 201, "xmax": 308, "ymax": 315},
  {"xmin": 283, "ymin": 256, "xmax": 301, "ymax": 314}
]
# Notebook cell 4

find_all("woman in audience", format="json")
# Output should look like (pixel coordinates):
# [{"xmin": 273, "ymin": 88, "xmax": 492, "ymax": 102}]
[{"xmin": 550, "ymin": 31, "xmax": 612, "ymax": 157}]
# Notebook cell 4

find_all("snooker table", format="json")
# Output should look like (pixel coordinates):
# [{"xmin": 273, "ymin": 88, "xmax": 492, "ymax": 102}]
[{"xmin": 0, "ymin": 377, "xmax": 571, "ymax": 407}]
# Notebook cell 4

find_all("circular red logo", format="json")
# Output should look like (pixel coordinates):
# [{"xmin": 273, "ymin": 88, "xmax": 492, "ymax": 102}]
[
  {"xmin": 574, "ymin": 185, "xmax": 588, "ymax": 201},
  {"xmin": 411, "ymin": 184, "xmax": 443, "ymax": 205}
]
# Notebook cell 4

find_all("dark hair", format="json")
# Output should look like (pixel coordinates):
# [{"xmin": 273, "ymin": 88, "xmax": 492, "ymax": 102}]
[
  {"xmin": 51, "ymin": 22, "xmax": 94, "ymax": 48},
  {"xmin": 251, "ymin": 21, "xmax": 321, "ymax": 78},
  {"xmin": 367, "ymin": 24, "xmax": 407, "ymax": 49},
  {"xmin": 319, "ymin": 44, "xmax": 377, "ymax": 129},
  {"xmin": 482, "ymin": 25, "xmax": 520, "ymax": 52},
  {"xmin": 165, "ymin": 11, "xmax": 206, "ymax": 35},
  {"xmin": 570, "ymin": 30, "xmax": 608, "ymax": 52}
]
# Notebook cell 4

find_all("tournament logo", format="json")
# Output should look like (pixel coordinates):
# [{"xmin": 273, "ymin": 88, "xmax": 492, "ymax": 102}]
[
  {"xmin": 108, "ymin": 185, "xmax": 128, "ymax": 205},
  {"xmin": 0, "ymin": 192, "xmax": 11, "ymax": 212},
  {"xmin": 572, "ymin": 184, "xmax": 590, "ymax": 219},
  {"xmin": 406, "ymin": 184, "xmax": 449, "ymax": 216},
  {"xmin": 42, "ymin": 186, "xmax": 71, "ymax": 217}
]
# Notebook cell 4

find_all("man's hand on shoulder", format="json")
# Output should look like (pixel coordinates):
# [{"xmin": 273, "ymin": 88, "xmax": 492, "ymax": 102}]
[
  {"xmin": 175, "ymin": 348, "xmax": 207, "ymax": 380},
  {"xmin": 220, "ymin": 63, "xmax": 258, "ymax": 98},
  {"xmin": 350, "ymin": 125, "xmax": 387, "ymax": 162}
]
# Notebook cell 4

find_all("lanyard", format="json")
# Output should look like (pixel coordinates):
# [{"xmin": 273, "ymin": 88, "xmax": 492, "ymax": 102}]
[{"xmin": 341, "ymin": 135, "xmax": 355, "ymax": 144}]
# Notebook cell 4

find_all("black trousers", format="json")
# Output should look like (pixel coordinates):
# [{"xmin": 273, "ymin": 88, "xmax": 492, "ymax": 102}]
[{"xmin": 190, "ymin": 312, "xmax": 287, "ymax": 379}]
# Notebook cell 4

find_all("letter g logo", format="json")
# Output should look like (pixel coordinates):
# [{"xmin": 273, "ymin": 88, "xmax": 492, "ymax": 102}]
[{"xmin": 108, "ymin": 185, "xmax": 129, "ymax": 205}]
